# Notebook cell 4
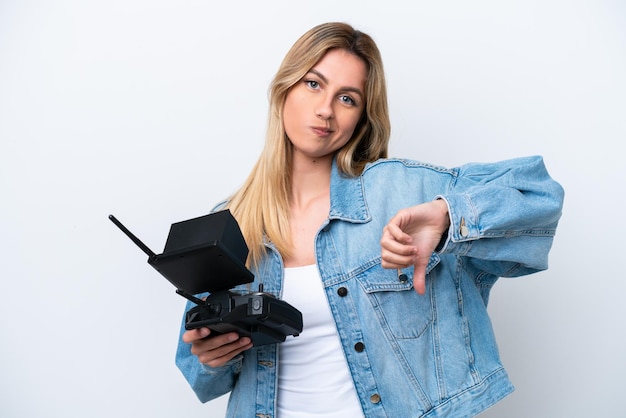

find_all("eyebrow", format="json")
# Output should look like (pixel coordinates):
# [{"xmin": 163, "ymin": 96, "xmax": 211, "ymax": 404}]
[{"xmin": 308, "ymin": 68, "xmax": 365, "ymax": 99}]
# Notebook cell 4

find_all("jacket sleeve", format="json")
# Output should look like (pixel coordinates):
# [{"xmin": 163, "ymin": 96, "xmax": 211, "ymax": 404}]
[
  {"xmin": 174, "ymin": 300, "xmax": 241, "ymax": 403},
  {"xmin": 436, "ymin": 155, "xmax": 564, "ymax": 277}
]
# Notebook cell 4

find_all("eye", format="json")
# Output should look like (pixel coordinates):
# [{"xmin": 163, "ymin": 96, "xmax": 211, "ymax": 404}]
[
  {"xmin": 339, "ymin": 95, "xmax": 357, "ymax": 106},
  {"xmin": 304, "ymin": 80, "xmax": 320, "ymax": 89}
]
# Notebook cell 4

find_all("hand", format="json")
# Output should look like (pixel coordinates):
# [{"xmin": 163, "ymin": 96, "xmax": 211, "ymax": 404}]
[
  {"xmin": 182, "ymin": 328, "xmax": 253, "ymax": 368},
  {"xmin": 380, "ymin": 200, "xmax": 450, "ymax": 295}
]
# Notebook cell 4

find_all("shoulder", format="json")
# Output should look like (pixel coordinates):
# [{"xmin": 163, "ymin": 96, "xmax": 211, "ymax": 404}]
[{"xmin": 361, "ymin": 158, "xmax": 458, "ymax": 178}]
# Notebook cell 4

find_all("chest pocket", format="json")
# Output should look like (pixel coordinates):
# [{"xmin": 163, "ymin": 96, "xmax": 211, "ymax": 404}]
[{"xmin": 356, "ymin": 258, "xmax": 438, "ymax": 339}]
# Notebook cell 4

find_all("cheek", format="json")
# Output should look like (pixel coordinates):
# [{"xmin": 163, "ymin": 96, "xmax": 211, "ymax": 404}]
[
  {"xmin": 282, "ymin": 93, "xmax": 304, "ymax": 135},
  {"xmin": 338, "ymin": 110, "xmax": 364, "ymax": 139},
  {"xmin": 282, "ymin": 104, "xmax": 295, "ymax": 140}
]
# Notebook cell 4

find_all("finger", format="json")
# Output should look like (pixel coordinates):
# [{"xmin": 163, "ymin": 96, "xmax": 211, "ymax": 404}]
[
  {"xmin": 381, "ymin": 241, "xmax": 420, "ymax": 269},
  {"xmin": 381, "ymin": 250, "xmax": 417, "ymax": 269},
  {"xmin": 197, "ymin": 336, "xmax": 253, "ymax": 368},
  {"xmin": 384, "ymin": 223, "xmax": 413, "ymax": 244},
  {"xmin": 380, "ymin": 227, "xmax": 417, "ymax": 266},
  {"xmin": 413, "ymin": 273, "xmax": 426, "ymax": 295},
  {"xmin": 412, "ymin": 258, "xmax": 428, "ymax": 295},
  {"xmin": 381, "ymin": 232, "xmax": 416, "ymax": 254},
  {"xmin": 190, "ymin": 332, "xmax": 240, "ymax": 354},
  {"xmin": 182, "ymin": 327, "xmax": 211, "ymax": 344}
]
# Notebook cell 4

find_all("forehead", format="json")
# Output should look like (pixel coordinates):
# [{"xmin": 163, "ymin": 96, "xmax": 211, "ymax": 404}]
[{"xmin": 310, "ymin": 49, "xmax": 367, "ymax": 90}]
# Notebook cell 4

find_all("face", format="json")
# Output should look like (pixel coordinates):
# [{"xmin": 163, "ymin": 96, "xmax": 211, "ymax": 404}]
[{"xmin": 283, "ymin": 48, "xmax": 367, "ymax": 164}]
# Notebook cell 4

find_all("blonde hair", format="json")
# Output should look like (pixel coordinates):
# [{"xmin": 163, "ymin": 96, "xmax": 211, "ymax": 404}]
[{"xmin": 226, "ymin": 22, "xmax": 391, "ymax": 266}]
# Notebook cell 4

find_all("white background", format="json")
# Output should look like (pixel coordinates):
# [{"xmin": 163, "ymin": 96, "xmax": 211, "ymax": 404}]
[{"xmin": 1, "ymin": 1, "xmax": 624, "ymax": 417}]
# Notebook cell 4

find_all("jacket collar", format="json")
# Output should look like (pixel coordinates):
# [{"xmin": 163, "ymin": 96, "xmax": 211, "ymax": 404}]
[{"xmin": 329, "ymin": 158, "xmax": 371, "ymax": 223}]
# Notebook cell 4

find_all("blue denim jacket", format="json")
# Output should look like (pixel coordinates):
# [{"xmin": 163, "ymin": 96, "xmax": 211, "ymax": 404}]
[{"xmin": 175, "ymin": 156, "xmax": 564, "ymax": 418}]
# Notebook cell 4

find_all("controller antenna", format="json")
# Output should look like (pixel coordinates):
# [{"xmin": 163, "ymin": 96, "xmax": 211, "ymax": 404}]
[
  {"xmin": 108, "ymin": 214, "xmax": 156, "ymax": 258},
  {"xmin": 176, "ymin": 289, "xmax": 206, "ymax": 306}
]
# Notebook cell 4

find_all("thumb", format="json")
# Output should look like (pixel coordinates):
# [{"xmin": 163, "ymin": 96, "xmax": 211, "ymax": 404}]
[{"xmin": 412, "ymin": 258, "xmax": 428, "ymax": 295}]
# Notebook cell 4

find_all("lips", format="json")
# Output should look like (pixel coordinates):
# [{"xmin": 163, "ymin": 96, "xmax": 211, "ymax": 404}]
[{"xmin": 311, "ymin": 126, "xmax": 333, "ymax": 136}]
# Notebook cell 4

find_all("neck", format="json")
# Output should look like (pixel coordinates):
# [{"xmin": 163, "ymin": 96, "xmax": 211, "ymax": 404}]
[{"xmin": 290, "ymin": 154, "xmax": 333, "ymax": 210}]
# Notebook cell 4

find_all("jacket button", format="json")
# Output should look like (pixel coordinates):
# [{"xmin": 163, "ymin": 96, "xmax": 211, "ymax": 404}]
[
  {"xmin": 337, "ymin": 287, "xmax": 348, "ymax": 297},
  {"xmin": 459, "ymin": 217, "xmax": 469, "ymax": 237},
  {"xmin": 354, "ymin": 342, "xmax": 365, "ymax": 352},
  {"xmin": 370, "ymin": 393, "xmax": 381, "ymax": 404}
]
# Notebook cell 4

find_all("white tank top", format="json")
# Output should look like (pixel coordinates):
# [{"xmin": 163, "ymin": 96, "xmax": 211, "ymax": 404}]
[{"xmin": 277, "ymin": 264, "xmax": 364, "ymax": 417}]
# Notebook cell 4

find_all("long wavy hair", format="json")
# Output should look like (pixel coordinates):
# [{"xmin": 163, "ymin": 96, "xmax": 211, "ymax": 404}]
[{"xmin": 226, "ymin": 22, "xmax": 391, "ymax": 266}]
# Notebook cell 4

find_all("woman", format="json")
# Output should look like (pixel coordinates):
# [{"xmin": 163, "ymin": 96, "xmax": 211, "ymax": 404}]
[{"xmin": 175, "ymin": 22, "xmax": 564, "ymax": 417}]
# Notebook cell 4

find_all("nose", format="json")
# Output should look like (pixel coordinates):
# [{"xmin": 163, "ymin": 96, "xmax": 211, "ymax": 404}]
[{"xmin": 315, "ymin": 94, "xmax": 334, "ymax": 120}]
